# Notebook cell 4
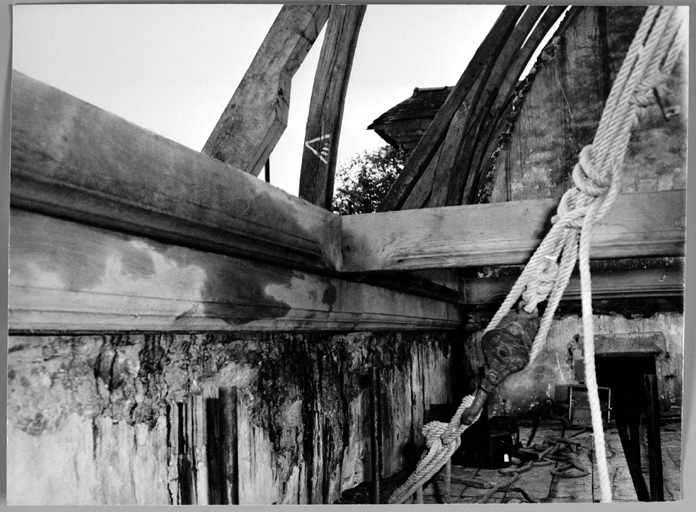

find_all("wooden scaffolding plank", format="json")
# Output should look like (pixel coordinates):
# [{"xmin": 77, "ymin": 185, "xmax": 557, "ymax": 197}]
[
  {"xmin": 10, "ymin": 71, "xmax": 342, "ymax": 272},
  {"xmin": 8, "ymin": 209, "xmax": 462, "ymax": 333},
  {"xmin": 342, "ymin": 190, "xmax": 685, "ymax": 272},
  {"xmin": 202, "ymin": 5, "xmax": 330, "ymax": 176},
  {"xmin": 377, "ymin": 5, "xmax": 526, "ymax": 212},
  {"xmin": 299, "ymin": 4, "xmax": 366, "ymax": 210}
]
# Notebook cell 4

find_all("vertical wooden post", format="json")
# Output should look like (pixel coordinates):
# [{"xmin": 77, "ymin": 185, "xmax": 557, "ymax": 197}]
[
  {"xmin": 299, "ymin": 5, "xmax": 367, "ymax": 210},
  {"xmin": 203, "ymin": 5, "xmax": 330, "ymax": 176},
  {"xmin": 644, "ymin": 374, "xmax": 665, "ymax": 501},
  {"xmin": 369, "ymin": 366, "xmax": 382, "ymax": 504},
  {"xmin": 219, "ymin": 387, "xmax": 239, "ymax": 505}
]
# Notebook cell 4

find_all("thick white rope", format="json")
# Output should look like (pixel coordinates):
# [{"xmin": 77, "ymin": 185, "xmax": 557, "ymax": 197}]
[
  {"xmin": 486, "ymin": 6, "xmax": 685, "ymax": 503},
  {"xmin": 388, "ymin": 6, "xmax": 685, "ymax": 504}
]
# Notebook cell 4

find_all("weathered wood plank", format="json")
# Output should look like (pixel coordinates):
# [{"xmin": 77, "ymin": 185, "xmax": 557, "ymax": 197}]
[
  {"xmin": 299, "ymin": 5, "xmax": 366, "ymax": 210},
  {"xmin": 202, "ymin": 5, "xmax": 330, "ymax": 176},
  {"xmin": 10, "ymin": 71, "xmax": 342, "ymax": 272},
  {"xmin": 463, "ymin": 267, "xmax": 683, "ymax": 305},
  {"xmin": 377, "ymin": 6, "xmax": 526, "ymax": 212},
  {"xmin": 342, "ymin": 190, "xmax": 685, "ymax": 272},
  {"xmin": 8, "ymin": 209, "xmax": 461, "ymax": 333}
]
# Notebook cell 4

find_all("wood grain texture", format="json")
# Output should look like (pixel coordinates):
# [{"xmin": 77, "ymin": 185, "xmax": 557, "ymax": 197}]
[
  {"xmin": 299, "ymin": 5, "xmax": 366, "ymax": 210},
  {"xmin": 463, "ymin": 267, "xmax": 684, "ymax": 305},
  {"xmin": 8, "ymin": 210, "xmax": 461, "ymax": 333},
  {"xmin": 444, "ymin": 5, "xmax": 547, "ymax": 206},
  {"xmin": 10, "ymin": 71, "xmax": 342, "ymax": 272},
  {"xmin": 202, "ymin": 5, "xmax": 330, "ymax": 176},
  {"xmin": 342, "ymin": 190, "xmax": 685, "ymax": 272},
  {"xmin": 377, "ymin": 6, "xmax": 525, "ymax": 212},
  {"xmin": 458, "ymin": 6, "xmax": 568, "ymax": 206},
  {"xmin": 489, "ymin": 6, "xmax": 686, "ymax": 202}
]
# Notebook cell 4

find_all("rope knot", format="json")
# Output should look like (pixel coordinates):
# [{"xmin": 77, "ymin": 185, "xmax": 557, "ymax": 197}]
[
  {"xmin": 572, "ymin": 145, "xmax": 610, "ymax": 198},
  {"xmin": 522, "ymin": 256, "xmax": 559, "ymax": 311}
]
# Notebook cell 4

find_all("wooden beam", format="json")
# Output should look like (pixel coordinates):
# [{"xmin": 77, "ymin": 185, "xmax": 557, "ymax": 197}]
[
  {"xmin": 459, "ymin": 6, "xmax": 569, "ymax": 206},
  {"xmin": 377, "ymin": 6, "xmax": 526, "ymax": 212},
  {"xmin": 202, "ymin": 5, "xmax": 330, "ymax": 176},
  {"xmin": 10, "ymin": 71, "xmax": 342, "ymax": 272},
  {"xmin": 462, "ymin": 267, "xmax": 683, "ymax": 305},
  {"xmin": 299, "ymin": 4, "xmax": 366, "ymax": 210},
  {"xmin": 342, "ymin": 190, "xmax": 686, "ymax": 272},
  {"xmin": 8, "ymin": 209, "xmax": 461, "ymax": 333},
  {"xmin": 444, "ymin": 5, "xmax": 547, "ymax": 206}
]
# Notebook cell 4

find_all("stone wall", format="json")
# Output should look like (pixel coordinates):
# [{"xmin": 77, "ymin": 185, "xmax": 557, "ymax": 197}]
[{"xmin": 462, "ymin": 312, "xmax": 684, "ymax": 419}]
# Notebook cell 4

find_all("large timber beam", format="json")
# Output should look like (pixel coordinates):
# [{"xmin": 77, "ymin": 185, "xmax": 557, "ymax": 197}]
[
  {"xmin": 377, "ymin": 5, "xmax": 525, "ymax": 212},
  {"xmin": 299, "ymin": 4, "xmax": 366, "ymax": 210},
  {"xmin": 8, "ymin": 209, "xmax": 461, "ymax": 333},
  {"xmin": 203, "ymin": 5, "xmax": 330, "ymax": 176},
  {"xmin": 10, "ymin": 71, "xmax": 342, "ymax": 272},
  {"xmin": 342, "ymin": 190, "xmax": 686, "ymax": 272}
]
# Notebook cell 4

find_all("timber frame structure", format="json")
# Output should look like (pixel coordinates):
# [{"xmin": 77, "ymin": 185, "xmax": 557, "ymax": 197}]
[
  {"xmin": 9, "ymin": 4, "xmax": 685, "ymax": 334},
  {"xmin": 6, "ymin": 4, "xmax": 687, "ymax": 506}
]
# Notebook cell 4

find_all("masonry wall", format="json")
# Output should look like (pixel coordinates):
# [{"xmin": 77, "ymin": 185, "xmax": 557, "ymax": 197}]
[
  {"xmin": 462, "ymin": 311, "xmax": 684, "ymax": 419},
  {"xmin": 7, "ymin": 330, "xmax": 454, "ymax": 505}
]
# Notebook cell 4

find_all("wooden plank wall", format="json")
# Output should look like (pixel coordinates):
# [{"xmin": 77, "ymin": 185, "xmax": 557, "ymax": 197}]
[{"xmin": 487, "ymin": 6, "xmax": 687, "ymax": 203}]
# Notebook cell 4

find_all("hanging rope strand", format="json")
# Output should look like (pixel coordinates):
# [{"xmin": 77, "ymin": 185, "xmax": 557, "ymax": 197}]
[{"xmin": 388, "ymin": 6, "xmax": 685, "ymax": 504}]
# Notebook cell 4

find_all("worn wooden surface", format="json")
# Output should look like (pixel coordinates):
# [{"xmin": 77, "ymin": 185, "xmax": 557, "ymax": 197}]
[
  {"xmin": 202, "ymin": 5, "xmax": 330, "ymax": 176},
  {"xmin": 463, "ymin": 266, "xmax": 684, "ymax": 305},
  {"xmin": 8, "ymin": 209, "xmax": 462, "ymax": 333},
  {"xmin": 10, "ymin": 71, "xmax": 342, "ymax": 272},
  {"xmin": 343, "ymin": 190, "xmax": 685, "ymax": 272},
  {"xmin": 377, "ymin": 5, "xmax": 525, "ymax": 212},
  {"xmin": 489, "ymin": 6, "xmax": 687, "ymax": 203},
  {"xmin": 298, "ymin": 5, "xmax": 366, "ymax": 210},
  {"xmin": 7, "ymin": 332, "xmax": 453, "ymax": 505},
  {"xmin": 443, "ymin": 5, "xmax": 547, "ymax": 207},
  {"xmin": 457, "ymin": 6, "xmax": 569, "ymax": 206}
]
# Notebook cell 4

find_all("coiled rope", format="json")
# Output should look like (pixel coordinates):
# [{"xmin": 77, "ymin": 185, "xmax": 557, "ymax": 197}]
[{"xmin": 388, "ymin": 5, "xmax": 685, "ymax": 504}]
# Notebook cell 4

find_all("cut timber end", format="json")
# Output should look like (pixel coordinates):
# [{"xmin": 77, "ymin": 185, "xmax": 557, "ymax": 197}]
[{"xmin": 203, "ymin": 4, "xmax": 331, "ymax": 176}]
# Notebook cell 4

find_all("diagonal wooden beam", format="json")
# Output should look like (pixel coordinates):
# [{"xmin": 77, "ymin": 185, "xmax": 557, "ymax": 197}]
[
  {"xmin": 202, "ymin": 5, "xmax": 330, "ymax": 176},
  {"xmin": 377, "ymin": 5, "xmax": 526, "ymax": 212},
  {"xmin": 343, "ymin": 190, "xmax": 686, "ymax": 272},
  {"xmin": 444, "ymin": 5, "xmax": 548, "ymax": 206},
  {"xmin": 299, "ymin": 4, "xmax": 366, "ymax": 210},
  {"xmin": 458, "ymin": 6, "xmax": 569, "ymax": 206}
]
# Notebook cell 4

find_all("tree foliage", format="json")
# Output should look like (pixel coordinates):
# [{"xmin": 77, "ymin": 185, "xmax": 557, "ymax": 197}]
[{"xmin": 332, "ymin": 146, "xmax": 405, "ymax": 215}]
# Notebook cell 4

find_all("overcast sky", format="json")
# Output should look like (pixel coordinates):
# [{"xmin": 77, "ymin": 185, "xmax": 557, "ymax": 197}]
[{"xmin": 13, "ymin": 3, "xmax": 506, "ymax": 195}]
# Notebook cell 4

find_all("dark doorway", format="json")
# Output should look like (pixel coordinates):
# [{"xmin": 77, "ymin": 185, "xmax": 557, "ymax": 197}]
[{"xmin": 595, "ymin": 354, "xmax": 662, "ymax": 501}]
